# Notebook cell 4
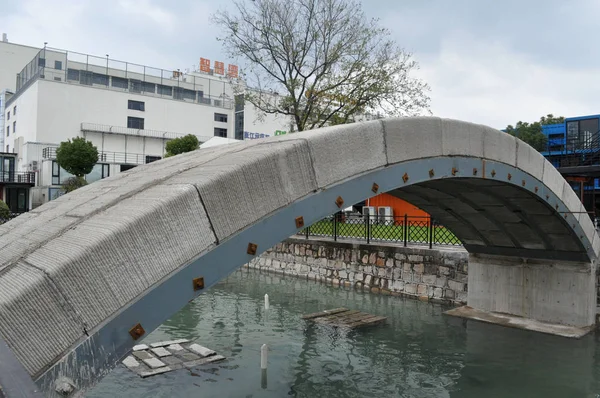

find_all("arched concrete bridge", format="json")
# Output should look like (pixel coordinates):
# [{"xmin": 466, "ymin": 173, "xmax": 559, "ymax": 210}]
[{"xmin": 0, "ymin": 117, "xmax": 598, "ymax": 397}]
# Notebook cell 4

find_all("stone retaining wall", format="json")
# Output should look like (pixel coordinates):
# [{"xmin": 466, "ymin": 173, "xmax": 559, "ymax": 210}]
[{"xmin": 246, "ymin": 238, "xmax": 469, "ymax": 305}]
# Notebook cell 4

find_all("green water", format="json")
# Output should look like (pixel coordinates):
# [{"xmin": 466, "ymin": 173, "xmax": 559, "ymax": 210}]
[{"xmin": 87, "ymin": 269, "xmax": 600, "ymax": 398}]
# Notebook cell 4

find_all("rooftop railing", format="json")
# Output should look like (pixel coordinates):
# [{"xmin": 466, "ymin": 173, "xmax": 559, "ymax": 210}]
[
  {"xmin": 79, "ymin": 123, "xmax": 213, "ymax": 142},
  {"xmin": 9, "ymin": 47, "xmax": 236, "ymax": 109}
]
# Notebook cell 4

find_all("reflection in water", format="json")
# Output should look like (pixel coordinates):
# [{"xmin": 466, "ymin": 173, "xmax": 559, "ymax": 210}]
[{"xmin": 88, "ymin": 269, "xmax": 600, "ymax": 398}]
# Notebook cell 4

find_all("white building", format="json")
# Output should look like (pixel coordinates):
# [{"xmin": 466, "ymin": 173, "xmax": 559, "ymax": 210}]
[{"xmin": 1, "ymin": 38, "xmax": 292, "ymax": 212}]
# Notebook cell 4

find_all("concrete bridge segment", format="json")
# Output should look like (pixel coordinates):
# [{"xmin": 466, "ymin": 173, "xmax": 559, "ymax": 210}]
[{"xmin": 0, "ymin": 117, "xmax": 597, "ymax": 396}]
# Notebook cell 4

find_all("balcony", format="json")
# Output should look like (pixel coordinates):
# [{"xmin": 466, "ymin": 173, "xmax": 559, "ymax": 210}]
[
  {"xmin": 80, "ymin": 123, "xmax": 212, "ymax": 142},
  {"xmin": 0, "ymin": 171, "xmax": 35, "ymax": 185},
  {"xmin": 43, "ymin": 147, "xmax": 160, "ymax": 165}
]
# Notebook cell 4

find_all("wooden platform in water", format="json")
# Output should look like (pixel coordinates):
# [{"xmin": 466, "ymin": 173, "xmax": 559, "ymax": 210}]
[{"xmin": 302, "ymin": 308, "xmax": 386, "ymax": 329}]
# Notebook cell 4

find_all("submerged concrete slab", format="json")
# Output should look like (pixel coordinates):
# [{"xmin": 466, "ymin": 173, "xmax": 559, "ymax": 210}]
[{"xmin": 445, "ymin": 306, "xmax": 593, "ymax": 338}]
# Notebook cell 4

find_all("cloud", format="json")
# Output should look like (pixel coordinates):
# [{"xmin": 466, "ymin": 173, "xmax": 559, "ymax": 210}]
[
  {"xmin": 1, "ymin": 0, "xmax": 598, "ymax": 129},
  {"xmin": 416, "ymin": 32, "xmax": 600, "ymax": 128},
  {"xmin": 117, "ymin": 0, "xmax": 177, "ymax": 34}
]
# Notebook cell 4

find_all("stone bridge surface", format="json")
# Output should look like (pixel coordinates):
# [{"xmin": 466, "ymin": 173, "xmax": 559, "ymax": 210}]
[{"xmin": 0, "ymin": 117, "xmax": 598, "ymax": 397}]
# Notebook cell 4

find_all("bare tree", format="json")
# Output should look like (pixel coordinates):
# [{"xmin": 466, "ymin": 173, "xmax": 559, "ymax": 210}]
[{"xmin": 214, "ymin": 0, "xmax": 431, "ymax": 132}]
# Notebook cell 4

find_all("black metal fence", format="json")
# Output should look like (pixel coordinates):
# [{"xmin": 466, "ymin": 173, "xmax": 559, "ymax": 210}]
[
  {"xmin": 297, "ymin": 214, "xmax": 461, "ymax": 248},
  {"xmin": 0, "ymin": 171, "xmax": 35, "ymax": 184}
]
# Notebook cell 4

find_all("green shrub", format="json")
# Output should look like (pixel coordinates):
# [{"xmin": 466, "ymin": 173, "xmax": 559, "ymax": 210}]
[
  {"xmin": 165, "ymin": 134, "xmax": 199, "ymax": 157},
  {"xmin": 61, "ymin": 176, "xmax": 88, "ymax": 193},
  {"xmin": 0, "ymin": 200, "xmax": 9, "ymax": 219}
]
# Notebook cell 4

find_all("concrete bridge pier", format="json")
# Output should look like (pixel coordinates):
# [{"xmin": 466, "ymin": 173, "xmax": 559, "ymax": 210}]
[{"xmin": 448, "ymin": 253, "xmax": 597, "ymax": 337}]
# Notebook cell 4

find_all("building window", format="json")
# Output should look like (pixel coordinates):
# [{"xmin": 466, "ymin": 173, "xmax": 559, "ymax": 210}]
[
  {"xmin": 51, "ymin": 161, "xmax": 74, "ymax": 185},
  {"xmin": 127, "ymin": 117, "xmax": 145, "ymax": 129},
  {"xmin": 128, "ymin": 100, "xmax": 145, "ymax": 111},
  {"xmin": 130, "ymin": 80, "xmax": 142, "ymax": 93},
  {"xmin": 145, "ymin": 155, "xmax": 162, "ymax": 164},
  {"xmin": 235, "ymin": 94, "xmax": 245, "ymax": 112},
  {"xmin": 112, "ymin": 76, "xmax": 128, "ymax": 89},
  {"xmin": 6, "ymin": 111, "xmax": 9, "ymax": 120},
  {"xmin": 92, "ymin": 73, "xmax": 109, "ymax": 86},
  {"xmin": 141, "ymin": 82, "xmax": 155, "ymax": 94},
  {"xmin": 6, "ymin": 126, "xmax": 9, "ymax": 137},
  {"xmin": 214, "ymin": 113, "xmax": 228, "ymax": 123},
  {"xmin": 79, "ymin": 71, "xmax": 93, "ymax": 85},
  {"xmin": 12, "ymin": 121, "xmax": 15, "ymax": 133},
  {"xmin": 214, "ymin": 128, "xmax": 227, "ymax": 138},
  {"xmin": 235, "ymin": 111, "xmax": 244, "ymax": 140},
  {"xmin": 6, "ymin": 145, "xmax": 8, "ymax": 153},
  {"xmin": 13, "ymin": 106, "xmax": 16, "ymax": 115},
  {"xmin": 54, "ymin": 60, "xmax": 62, "ymax": 70},
  {"xmin": 157, "ymin": 85, "xmax": 172, "ymax": 96},
  {"xmin": 67, "ymin": 68, "xmax": 80, "ymax": 81},
  {"xmin": 38, "ymin": 58, "xmax": 46, "ymax": 67},
  {"xmin": 86, "ymin": 163, "xmax": 110, "ymax": 183},
  {"xmin": 52, "ymin": 161, "xmax": 60, "ymax": 184},
  {"xmin": 120, "ymin": 164, "xmax": 136, "ymax": 172},
  {"xmin": 174, "ymin": 87, "xmax": 196, "ymax": 101}
]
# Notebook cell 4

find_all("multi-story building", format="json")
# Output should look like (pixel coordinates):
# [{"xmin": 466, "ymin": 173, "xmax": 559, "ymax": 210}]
[
  {"xmin": 1, "ymin": 38, "xmax": 292, "ymax": 212},
  {"xmin": 0, "ymin": 35, "xmax": 42, "ymax": 212},
  {"xmin": 539, "ymin": 114, "xmax": 600, "ymax": 218}
]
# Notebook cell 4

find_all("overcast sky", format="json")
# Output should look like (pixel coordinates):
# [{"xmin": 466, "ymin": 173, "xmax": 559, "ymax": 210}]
[{"xmin": 1, "ymin": 0, "xmax": 598, "ymax": 128}]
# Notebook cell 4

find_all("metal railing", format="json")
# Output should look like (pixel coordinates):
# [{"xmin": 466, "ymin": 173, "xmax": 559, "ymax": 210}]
[
  {"xmin": 80, "ymin": 123, "xmax": 212, "ymax": 142},
  {"xmin": 297, "ymin": 214, "xmax": 461, "ymax": 248},
  {"xmin": 9, "ymin": 46, "xmax": 235, "ymax": 110},
  {"xmin": 0, "ymin": 171, "xmax": 35, "ymax": 184},
  {"xmin": 546, "ymin": 130, "xmax": 600, "ymax": 168},
  {"xmin": 42, "ymin": 146, "xmax": 161, "ymax": 165}
]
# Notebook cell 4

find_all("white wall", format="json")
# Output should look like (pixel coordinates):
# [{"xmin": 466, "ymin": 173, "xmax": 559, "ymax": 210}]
[
  {"xmin": 6, "ymin": 82, "xmax": 39, "ymax": 157},
  {"xmin": 243, "ymin": 101, "xmax": 292, "ymax": 138},
  {"xmin": 32, "ymin": 79, "xmax": 232, "ymax": 143},
  {"xmin": 0, "ymin": 41, "xmax": 40, "ymax": 92}
]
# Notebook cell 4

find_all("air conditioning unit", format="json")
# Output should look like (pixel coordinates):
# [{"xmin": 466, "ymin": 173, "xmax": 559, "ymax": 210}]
[
  {"xmin": 362, "ymin": 206, "xmax": 376, "ymax": 223},
  {"xmin": 378, "ymin": 206, "xmax": 394, "ymax": 225},
  {"xmin": 31, "ymin": 160, "xmax": 38, "ymax": 171}
]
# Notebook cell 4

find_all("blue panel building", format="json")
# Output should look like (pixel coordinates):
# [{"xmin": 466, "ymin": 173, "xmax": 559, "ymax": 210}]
[{"xmin": 537, "ymin": 114, "xmax": 600, "ymax": 217}]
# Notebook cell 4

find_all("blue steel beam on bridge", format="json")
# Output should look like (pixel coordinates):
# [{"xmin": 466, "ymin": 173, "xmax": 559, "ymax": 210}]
[{"xmin": 0, "ymin": 117, "xmax": 598, "ymax": 397}]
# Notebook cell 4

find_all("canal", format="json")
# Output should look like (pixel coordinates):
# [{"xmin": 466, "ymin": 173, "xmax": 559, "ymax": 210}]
[{"xmin": 87, "ymin": 268, "xmax": 600, "ymax": 398}]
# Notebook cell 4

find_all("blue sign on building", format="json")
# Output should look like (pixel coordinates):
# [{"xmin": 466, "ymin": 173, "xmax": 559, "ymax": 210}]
[{"xmin": 244, "ymin": 131, "xmax": 270, "ymax": 140}]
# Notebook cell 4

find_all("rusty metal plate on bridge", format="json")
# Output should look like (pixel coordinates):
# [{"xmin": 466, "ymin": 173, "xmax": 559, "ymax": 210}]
[
  {"xmin": 302, "ymin": 308, "xmax": 387, "ymax": 329},
  {"xmin": 122, "ymin": 340, "xmax": 225, "ymax": 378}
]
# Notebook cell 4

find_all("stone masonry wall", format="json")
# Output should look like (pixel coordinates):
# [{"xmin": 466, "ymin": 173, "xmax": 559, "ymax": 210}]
[{"xmin": 246, "ymin": 237, "xmax": 469, "ymax": 305}]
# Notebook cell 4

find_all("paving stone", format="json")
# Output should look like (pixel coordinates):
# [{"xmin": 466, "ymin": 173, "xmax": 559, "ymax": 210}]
[
  {"xmin": 161, "ymin": 356, "xmax": 183, "ymax": 366},
  {"xmin": 150, "ymin": 347, "xmax": 172, "ymax": 357},
  {"xmin": 133, "ymin": 351, "xmax": 153, "ymax": 360},
  {"xmin": 167, "ymin": 344, "xmax": 185, "ymax": 352},
  {"xmin": 122, "ymin": 355, "xmax": 141, "ymax": 369},
  {"xmin": 142, "ymin": 357, "xmax": 166, "ymax": 369},
  {"xmin": 177, "ymin": 352, "xmax": 201, "ymax": 362},
  {"xmin": 140, "ymin": 367, "xmax": 172, "ymax": 378},
  {"xmin": 132, "ymin": 344, "xmax": 149, "ymax": 351}
]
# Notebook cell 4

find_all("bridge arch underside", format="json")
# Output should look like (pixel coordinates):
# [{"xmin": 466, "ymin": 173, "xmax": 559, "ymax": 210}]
[
  {"xmin": 2, "ymin": 116, "xmax": 600, "ymax": 397},
  {"xmin": 390, "ymin": 178, "xmax": 588, "ymax": 262}
]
